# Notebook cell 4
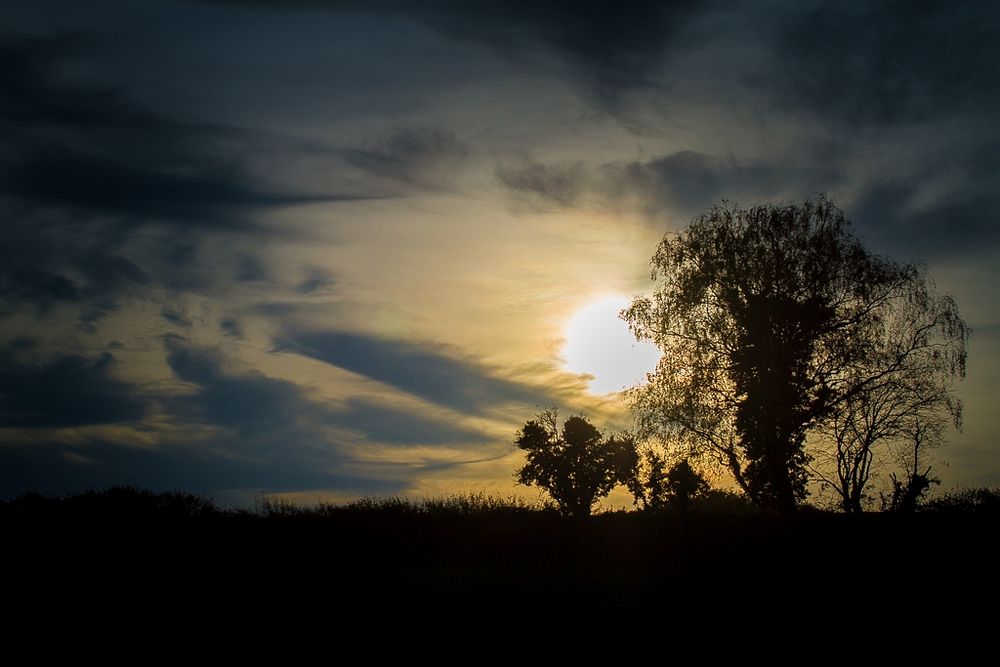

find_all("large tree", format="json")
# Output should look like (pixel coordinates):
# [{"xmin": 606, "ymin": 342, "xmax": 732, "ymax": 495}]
[{"xmin": 623, "ymin": 196, "xmax": 967, "ymax": 512}]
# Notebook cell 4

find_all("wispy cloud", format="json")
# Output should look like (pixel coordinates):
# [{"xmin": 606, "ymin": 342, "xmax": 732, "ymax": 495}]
[
  {"xmin": 0, "ymin": 339, "xmax": 151, "ymax": 428},
  {"xmin": 274, "ymin": 330, "xmax": 547, "ymax": 413}
]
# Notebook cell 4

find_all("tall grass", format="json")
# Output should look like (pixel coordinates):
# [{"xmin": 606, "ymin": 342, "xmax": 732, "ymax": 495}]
[{"xmin": 254, "ymin": 491, "xmax": 551, "ymax": 519}]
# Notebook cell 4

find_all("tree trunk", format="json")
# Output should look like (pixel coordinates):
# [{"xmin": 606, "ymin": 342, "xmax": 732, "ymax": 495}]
[{"xmin": 766, "ymin": 436, "xmax": 797, "ymax": 513}]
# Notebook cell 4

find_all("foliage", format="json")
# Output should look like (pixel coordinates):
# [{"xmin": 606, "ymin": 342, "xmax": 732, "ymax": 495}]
[
  {"xmin": 631, "ymin": 451, "xmax": 710, "ymax": 512},
  {"xmin": 630, "ymin": 447, "xmax": 670, "ymax": 510},
  {"xmin": 513, "ymin": 409, "xmax": 638, "ymax": 518},
  {"xmin": 922, "ymin": 487, "xmax": 1000, "ymax": 514},
  {"xmin": 624, "ymin": 196, "xmax": 967, "ymax": 512},
  {"xmin": 878, "ymin": 418, "xmax": 943, "ymax": 512},
  {"xmin": 809, "ymin": 273, "xmax": 967, "ymax": 512},
  {"xmin": 342, "ymin": 492, "xmax": 548, "ymax": 516},
  {"xmin": 663, "ymin": 459, "xmax": 710, "ymax": 511}
]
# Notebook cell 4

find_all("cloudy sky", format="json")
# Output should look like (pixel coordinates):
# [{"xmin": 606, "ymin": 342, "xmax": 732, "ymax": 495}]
[{"xmin": 1, "ymin": 0, "xmax": 997, "ymax": 504}]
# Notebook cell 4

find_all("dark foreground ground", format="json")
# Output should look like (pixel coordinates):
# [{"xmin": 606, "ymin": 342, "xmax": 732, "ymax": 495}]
[{"xmin": 4, "ymin": 489, "xmax": 999, "ymax": 624}]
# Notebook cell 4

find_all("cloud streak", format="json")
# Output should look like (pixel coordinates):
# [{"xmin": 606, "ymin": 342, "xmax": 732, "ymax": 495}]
[
  {"xmin": 275, "ymin": 330, "xmax": 548, "ymax": 413},
  {"xmin": 0, "ymin": 339, "xmax": 151, "ymax": 428}
]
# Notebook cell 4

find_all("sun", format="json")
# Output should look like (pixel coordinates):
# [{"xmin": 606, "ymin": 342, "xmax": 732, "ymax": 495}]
[{"xmin": 561, "ymin": 294, "xmax": 661, "ymax": 395}]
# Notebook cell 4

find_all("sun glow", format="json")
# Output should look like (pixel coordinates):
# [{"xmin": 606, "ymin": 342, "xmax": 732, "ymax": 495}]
[{"xmin": 561, "ymin": 294, "xmax": 661, "ymax": 395}]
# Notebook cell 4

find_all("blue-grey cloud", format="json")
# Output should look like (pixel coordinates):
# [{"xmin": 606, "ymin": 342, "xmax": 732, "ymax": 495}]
[
  {"xmin": 0, "ymin": 33, "xmax": 368, "ymax": 328},
  {"xmin": 0, "ymin": 340, "xmax": 151, "ymax": 428},
  {"xmin": 219, "ymin": 317, "xmax": 245, "ymax": 339},
  {"xmin": 161, "ymin": 308, "xmax": 192, "ymax": 328},
  {"xmin": 0, "ymin": 438, "xmax": 402, "ymax": 499},
  {"xmin": 294, "ymin": 267, "xmax": 336, "ymax": 295},
  {"xmin": 602, "ymin": 151, "xmax": 842, "ymax": 217},
  {"xmin": 336, "ymin": 397, "xmax": 489, "ymax": 446},
  {"xmin": 165, "ymin": 335, "xmax": 492, "ymax": 446},
  {"xmin": 0, "ymin": 335, "xmax": 500, "ymax": 498},
  {"xmin": 497, "ymin": 149, "xmax": 843, "ymax": 219},
  {"xmin": 164, "ymin": 335, "xmax": 329, "ymax": 437},
  {"xmin": 0, "ymin": 35, "xmax": 360, "ymax": 224},
  {"xmin": 275, "ymin": 330, "xmax": 546, "ymax": 412},
  {"xmin": 765, "ymin": 1, "xmax": 1000, "ymax": 126},
  {"xmin": 235, "ymin": 255, "xmax": 270, "ymax": 283},
  {"xmin": 495, "ymin": 158, "xmax": 587, "ymax": 210},
  {"xmin": 849, "ymin": 177, "xmax": 1000, "ymax": 260},
  {"xmin": 345, "ymin": 127, "xmax": 470, "ymax": 189},
  {"xmin": 2, "ymin": 144, "xmax": 341, "ymax": 225},
  {"xmin": 201, "ymin": 0, "xmax": 707, "ymax": 127}
]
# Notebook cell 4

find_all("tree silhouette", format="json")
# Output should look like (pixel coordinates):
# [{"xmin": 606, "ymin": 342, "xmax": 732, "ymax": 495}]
[
  {"xmin": 514, "ymin": 409, "xmax": 638, "ymax": 518},
  {"xmin": 810, "ymin": 279, "xmax": 966, "ymax": 512},
  {"xmin": 623, "ymin": 196, "xmax": 967, "ymax": 512},
  {"xmin": 881, "ymin": 418, "xmax": 943, "ymax": 512},
  {"xmin": 629, "ymin": 447, "xmax": 671, "ymax": 511},
  {"xmin": 629, "ymin": 451, "xmax": 710, "ymax": 512},
  {"xmin": 663, "ymin": 459, "xmax": 710, "ymax": 512}
]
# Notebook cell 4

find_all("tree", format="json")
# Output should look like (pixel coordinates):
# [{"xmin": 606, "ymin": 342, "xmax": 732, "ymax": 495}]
[
  {"xmin": 623, "ymin": 196, "xmax": 967, "ymax": 512},
  {"xmin": 629, "ymin": 447, "xmax": 671, "ymax": 511},
  {"xmin": 809, "ymin": 278, "xmax": 966, "ymax": 512},
  {"xmin": 514, "ymin": 409, "xmax": 638, "ymax": 518},
  {"xmin": 663, "ymin": 459, "xmax": 710, "ymax": 512},
  {"xmin": 629, "ymin": 450, "xmax": 709, "ymax": 512},
  {"xmin": 881, "ymin": 418, "xmax": 943, "ymax": 512}
]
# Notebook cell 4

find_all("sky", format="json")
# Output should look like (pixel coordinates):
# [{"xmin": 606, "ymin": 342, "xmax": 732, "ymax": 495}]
[{"xmin": 1, "ymin": 0, "xmax": 998, "ymax": 506}]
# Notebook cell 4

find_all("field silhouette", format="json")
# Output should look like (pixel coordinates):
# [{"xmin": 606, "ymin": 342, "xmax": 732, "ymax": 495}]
[{"xmin": 6, "ymin": 486, "xmax": 998, "ymax": 618}]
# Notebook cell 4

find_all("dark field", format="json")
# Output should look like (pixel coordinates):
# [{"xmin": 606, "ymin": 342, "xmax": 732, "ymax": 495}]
[{"xmin": 5, "ymin": 488, "xmax": 999, "ymax": 622}]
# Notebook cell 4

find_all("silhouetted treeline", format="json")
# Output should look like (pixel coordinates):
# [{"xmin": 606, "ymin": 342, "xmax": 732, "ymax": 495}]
[{"xmin": 9, "ymin": 484, "xmax": 997, "ymax": 520}]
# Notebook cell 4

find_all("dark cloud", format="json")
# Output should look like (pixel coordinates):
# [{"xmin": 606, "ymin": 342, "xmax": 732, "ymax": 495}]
[
  {"xmin": 345, "ymin": 127, "xmax": 469, "ymax": 189},
  {"xmin": 0, "ymin": 334, "xmax": 495, "ymax": 498},
  {"xmin": 77, "ymin": 298, "xmax": 120, "ymax": 334},
  {"xmin": 203, "ymin": 0, "xmax": 706, "ymax": 126},
  {"xmin": 496, "ymin": 149, "xmax": 842, "ymax": 218},
  {"xmin": 161, "ymin": 308, "xmax": 192, "ymax": 328},
  {"xmin": 235, "ymin": 255, "xmax": 270, "ymax": 283},
  {"xmin": 294, "ymin": 267, "xmax": 335, "ymax": 295},
  {"xmin": 0, "ymin": 35, "xmax": 356, "ymax": 223},
  {"xmin": 0, "ymin": 342, "xmax": 151, "ymax": 428},
  {"xmin": 603, "ymin": 151, "xmax": 843, "ymax": 217},
  {"xmin": 849, "ymin": 179, "xmax": 1000, "ymax": 260},
  {"xmin": 495, "ymin": 158, "xmax": 587, "ymax": 210},
  {"xmin": 219, "ymin": 317, "xmax": 245, "ymax": 339},
  {"xmin": 274, "ymin": 330, "xmax": 545, "ymax": 412},
  {"xmin": 0, "ymin": 265, "xmax": 79, "ymax": 309},
  {"xmin": 0, "ymin": 438, "xmax": 402, "ymax": 499},
  {"xmin": 2, "ymin": 144, "xmax": 339, "ymax": 225},
  {"xmin": 0, "ymin": 33, "xmax": 367, "ymax": 328},
  {"xmin": 164, "ymin": 335, "xmax": 327, "ymax": 436},
  {"xmin": 406, "ymin": 0, "xmax": 703, "ymax": 124},
  {"xmin": 165, "ymin": 335, "xmax": 490, "ymax": 446},
  {"xmin": 766, "ymin": 1, "xmax": 1000, "ymax": 126},
  {"xmin": 0, "ymin": 204, "xmax": 150, "ymax": 324},
  {"xmin": 335, "ymin": 397, "xmax": 489, "ymax": 446}
]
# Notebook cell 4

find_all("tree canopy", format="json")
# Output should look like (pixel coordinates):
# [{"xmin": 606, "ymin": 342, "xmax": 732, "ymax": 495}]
[
  {"xmin": 624, "ymin": 196, "xmax": 968, "ymax": 512},
  {"xmin": 513, "ymin": 410, "xmax": 637, "ymax": 518}
]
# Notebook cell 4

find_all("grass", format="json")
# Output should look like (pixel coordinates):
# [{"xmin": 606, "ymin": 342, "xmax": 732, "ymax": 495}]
[{"xmin": 4, "ymin": 485, "xmax": 998, "ymax": 618}]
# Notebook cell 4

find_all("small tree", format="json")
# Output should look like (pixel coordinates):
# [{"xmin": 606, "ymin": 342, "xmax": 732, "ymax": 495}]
[
  {"xmin": 664, "ymin": 459, "xmax": 710, "ymax": 512},
  {"xmin": 882, "ymin": 418, "xmax": 943, "ymax": 512},
  {"xmin": 514, "ymin": 409, "xmax": 638, "ymax": 518},
  {"xmin": 630, "ymin": 447, "xmax": 671, "ymax": 511},
  {"xmin": 630, "ymin": 450, "xmax": 710, "ymax": 512}
]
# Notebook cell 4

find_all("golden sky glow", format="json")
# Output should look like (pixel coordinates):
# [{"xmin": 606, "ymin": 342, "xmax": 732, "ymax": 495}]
[{"xmin": 0, "ymin": 0, "xmax": 997, "ymax": 504}]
